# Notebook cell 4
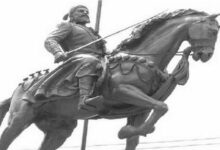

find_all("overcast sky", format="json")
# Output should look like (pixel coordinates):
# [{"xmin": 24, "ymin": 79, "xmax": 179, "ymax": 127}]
[{"xmin": 0, "ymin": 0, "xmax": 220, "ymax": 150}]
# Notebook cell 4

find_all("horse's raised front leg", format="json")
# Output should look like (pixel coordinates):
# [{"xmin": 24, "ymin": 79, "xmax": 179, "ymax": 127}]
[
  {"xmin": 112, "ymin": 84, "xmax": 168, "ymax": 139},
  {"xmin": 0, "ymin": 101, "xmax": 34, "ymax": 150},
  {"xmin": 125, "ymin": 112, "xmax": 151, "ymax": 150},
  {"xmin": 36, "ymin": 118, "xmax": 77, "ymax": 150}
]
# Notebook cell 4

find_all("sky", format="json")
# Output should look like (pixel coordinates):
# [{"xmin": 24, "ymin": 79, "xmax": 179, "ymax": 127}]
[{"xmin": 0, "ymin": 0, "xmax": 220, "ymax": 150}]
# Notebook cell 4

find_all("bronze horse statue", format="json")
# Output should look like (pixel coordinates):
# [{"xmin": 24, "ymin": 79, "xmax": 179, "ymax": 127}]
[{"xmin": 0, "ymin": 9, "xmax": 219, "ymax": 150}]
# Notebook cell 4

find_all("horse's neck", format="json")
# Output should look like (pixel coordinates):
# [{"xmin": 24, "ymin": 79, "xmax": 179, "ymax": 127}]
[{"xmin": 134, "ymin": 23, "xmax": 188, "ymax": 70}]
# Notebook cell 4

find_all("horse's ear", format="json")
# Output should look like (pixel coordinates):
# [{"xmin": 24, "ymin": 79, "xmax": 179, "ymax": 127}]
[{"xmin": 207, "ymin": 13, "xmax": 220, "ymax": 20}]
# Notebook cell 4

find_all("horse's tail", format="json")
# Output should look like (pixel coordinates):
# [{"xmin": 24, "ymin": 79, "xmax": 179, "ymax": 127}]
[{"xmin": 0, "ymin": 98, "xmax": 11, "ymax": 126}]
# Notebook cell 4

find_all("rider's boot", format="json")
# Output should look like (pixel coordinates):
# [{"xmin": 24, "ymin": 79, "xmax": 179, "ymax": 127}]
[{"xmin": 78, "ymin": 76, "xmax": 96, "ymax": 110}]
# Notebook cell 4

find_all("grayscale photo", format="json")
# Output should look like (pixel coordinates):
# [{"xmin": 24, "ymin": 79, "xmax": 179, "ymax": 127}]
[{"xmin": 0, "ymin": 0, "xmax": 219, "ymax": 150}]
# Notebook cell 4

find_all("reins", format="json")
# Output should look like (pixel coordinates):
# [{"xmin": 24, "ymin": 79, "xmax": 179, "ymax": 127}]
[{"xmin": 120, "ymin": 47, "xmax": 192, "ymax": 58}]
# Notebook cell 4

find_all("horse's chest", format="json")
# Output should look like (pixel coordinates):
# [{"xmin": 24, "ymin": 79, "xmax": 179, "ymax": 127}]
[{"xmin": 136, "ymin": 65, "xmax": 162, "ymax": 92}]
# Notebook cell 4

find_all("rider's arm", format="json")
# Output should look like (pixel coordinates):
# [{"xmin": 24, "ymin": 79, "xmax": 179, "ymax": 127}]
[{"xmin": 44, "ymin": 22, "xmax": 72, "ymax": 62}]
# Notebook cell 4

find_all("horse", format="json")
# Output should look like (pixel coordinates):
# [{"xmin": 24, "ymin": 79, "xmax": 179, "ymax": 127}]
[{"xmin": 0, "ymin": 9, "xmax": 219, "ymax": 150}]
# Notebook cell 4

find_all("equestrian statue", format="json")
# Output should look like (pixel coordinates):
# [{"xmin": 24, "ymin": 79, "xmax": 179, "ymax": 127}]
[{"xmin": 0, "ymin": 7, "xmax": 219, "ymax": 150}]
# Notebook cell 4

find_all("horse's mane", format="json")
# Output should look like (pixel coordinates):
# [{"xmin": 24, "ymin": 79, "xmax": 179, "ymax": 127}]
[{"xmin": 113, "ymin": 9, "xmax": 208, "ymax": 53}]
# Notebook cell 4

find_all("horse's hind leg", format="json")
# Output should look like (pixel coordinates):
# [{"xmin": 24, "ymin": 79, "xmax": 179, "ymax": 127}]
[
  {"xmin": 0, "ymin": 98, "xmax": 11, "ymax": 126},
  {"xmin": 37, "ymin": 119, "xmax": 77, "ymax": 150},
  {"xmin": 0, "ymin": 101, "xmax": 34, "ymax": 150}
]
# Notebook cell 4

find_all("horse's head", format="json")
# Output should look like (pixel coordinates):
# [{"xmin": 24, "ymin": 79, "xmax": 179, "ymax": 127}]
[
  {"xmin": 114, "ymin": 9, "xmax": 220, "ymax": 67},
  {"xmin": 187, "ymin": 14, "xmax": 220, "ymax": 62}
]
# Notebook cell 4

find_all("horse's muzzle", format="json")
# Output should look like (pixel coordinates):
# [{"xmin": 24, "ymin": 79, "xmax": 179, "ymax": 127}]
[{"xmin": 192, "ymin": 47, "xmax": 214, "ymax": 62}]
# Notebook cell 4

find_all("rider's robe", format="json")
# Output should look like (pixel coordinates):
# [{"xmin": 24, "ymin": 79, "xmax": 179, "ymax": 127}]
[{"xmin": 22, "ymin": 22, "xmax": 106, "ymax": 102}]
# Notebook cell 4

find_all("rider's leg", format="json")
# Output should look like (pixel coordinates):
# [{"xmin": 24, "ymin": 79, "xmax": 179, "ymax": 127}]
[
  {"xmin": 78, "ymin": 75, "xmax": 98, "ymax": 110},
  {"xmin": 75, "ymin": 56, "xmax": 102, "ymax": 110}
]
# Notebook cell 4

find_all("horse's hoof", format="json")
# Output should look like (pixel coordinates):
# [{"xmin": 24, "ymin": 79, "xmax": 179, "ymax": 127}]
[
  {"xmin": 148, "ymin": 126, "xmax": 155, "ymax": 134},
  {"xmin": 141, "ymin": 126, "xmax": 156, "ymax": 136},
  {"xmin": 118, "ymin": 125, "xmax": 137, "ymax": 139}
]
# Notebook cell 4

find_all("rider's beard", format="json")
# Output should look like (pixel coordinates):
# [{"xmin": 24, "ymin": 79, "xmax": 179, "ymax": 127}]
[{"xmin": 75, "ymin": 16, "xmax": 90, "ymax": 25}]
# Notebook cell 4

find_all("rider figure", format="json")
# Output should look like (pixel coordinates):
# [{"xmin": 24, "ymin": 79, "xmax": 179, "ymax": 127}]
[{"xmin": 44, "ymin": 5, "xmax": 106, "ymax": 110}]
